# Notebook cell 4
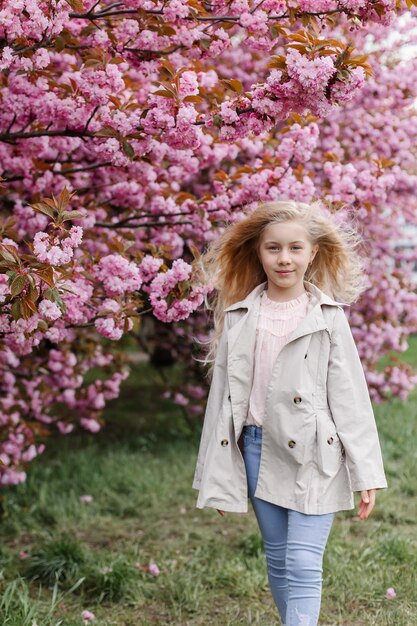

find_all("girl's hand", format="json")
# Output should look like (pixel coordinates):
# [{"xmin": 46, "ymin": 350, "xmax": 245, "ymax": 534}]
[
  {"xmin": 357, "ymin": 489, "xmax": 376, "ymax": 520},
  {"xmin": 216, "ymin": 509, "xmax": 225, "ymax": 517}
]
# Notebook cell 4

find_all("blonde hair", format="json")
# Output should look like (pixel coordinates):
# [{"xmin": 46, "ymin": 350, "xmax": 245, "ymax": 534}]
[{"xmin": 197, "ymin": 199, "xmax": 365, "ymax": 365}]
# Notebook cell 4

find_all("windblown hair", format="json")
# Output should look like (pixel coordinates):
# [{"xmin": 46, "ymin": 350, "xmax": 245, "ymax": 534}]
[{"xmin": 197, "ymin": 199, "xmax": 365, "ymax": 365}]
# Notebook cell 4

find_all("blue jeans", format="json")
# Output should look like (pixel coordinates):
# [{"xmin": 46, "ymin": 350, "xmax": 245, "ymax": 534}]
[{"xmin": 242, "ymin": 425, "xmax": 334, "ymax": 626}]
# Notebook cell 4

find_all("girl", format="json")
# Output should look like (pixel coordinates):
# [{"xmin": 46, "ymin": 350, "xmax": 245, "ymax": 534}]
[{"xmin": 193, "ymin": 200, "xmax": 387, "ymax": 626}]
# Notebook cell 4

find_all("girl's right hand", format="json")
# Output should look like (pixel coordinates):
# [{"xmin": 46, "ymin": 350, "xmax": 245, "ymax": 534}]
[
  {"xmin": 216, "ymin": 509, "xmax": 225, "ymax": 517},
  {"xmin": 357, "ymin": 489, "xmax": 376, "ymax": 520}
]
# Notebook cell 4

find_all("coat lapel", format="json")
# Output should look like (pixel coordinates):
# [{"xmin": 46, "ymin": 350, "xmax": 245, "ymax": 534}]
[{"xmin": 285, "ymin": 303, "xmax": 329, "ymax": 344}]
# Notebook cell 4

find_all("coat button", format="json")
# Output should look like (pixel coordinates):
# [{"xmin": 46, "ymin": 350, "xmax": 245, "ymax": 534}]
[
  {"xmin": 228, "ymin": 395, "xmax": 231, "ymax": 401},
  {"xmin": 327, "ymin": 436, "xmax": 334, "ymax": 445},
  {"xmin": 221, "ymin": 439, "xmax": 229, "ymax": 447},
  {"xmin": 293, "ymin": 396, "xmax": 302, "ymax": 404},
  {"xmin": 304, "ymin": 353, "xmax": 308, "ymax": 359},
  {"xmin": 288, "ymin": 440, "xmax": 296, "ymax": 448}
]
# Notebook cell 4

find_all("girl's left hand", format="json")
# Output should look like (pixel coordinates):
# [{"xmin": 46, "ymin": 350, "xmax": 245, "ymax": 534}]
[{"xmin": 357, "ymin": 489, "xmax": 376, "ymax": 520}]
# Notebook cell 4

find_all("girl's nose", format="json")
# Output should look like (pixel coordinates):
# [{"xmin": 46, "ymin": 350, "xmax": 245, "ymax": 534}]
[{"xmin": 278, "ymin": 250, "xmax": 291, "ymax": 264}]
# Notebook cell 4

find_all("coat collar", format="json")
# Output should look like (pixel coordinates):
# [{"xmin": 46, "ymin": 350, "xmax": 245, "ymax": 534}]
[
  {"xmin": 224, "ymin": 281, "xmax": 347, "ymax": 353},
  {"xmin": 224, "ymin": 281, "xmax": 346, "ymax": 313}
]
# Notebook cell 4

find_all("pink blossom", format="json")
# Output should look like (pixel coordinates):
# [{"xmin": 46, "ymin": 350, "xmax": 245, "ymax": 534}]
[
  {"xmin": 386, "ymin": 587, "xmax": 396, "ymax": 599},
  {"xmin": 96, "ymin": 254, "xmax": 142, "ymax": 297},
  {"xmin": 239, "ymin": 11, "xmax": 268, "ymax": 35},
  {"xmin": 38, "ymin": 299, "xmax": 62, "ymax": 321},
  {"xmin": 179, "ymin": 71, "xmax": 199, "ymax": 99},
  {"xmin": 80, "ymin": 494, "xmax": 93, "ymax": 503},
  {"xmin": 148, "ymin": 561, "xmax": 161, "ymax": 577},
  {"xmin": 163, "ymin": 0, "xmax": 191, "ymax": 21},
  {"xmin": 33, "ymin": 226, "xmax": 83, "ymax": 266},
  {"xmin": 174, "ymin": 392, "xmax": 189, "ymax": 406},
  {"xmin": 18, "ymin": 551, "xmax": 30, "ymax": 559},
  {"xmin": 139, "ymin": 255, "xmax": 164, "ymax": 282},
  {"xmin": 57, "ymin": 421, "xmax": 74, "ymax": 434},
  {"xmin": 80, "ymin": 418, "xmax": 101, "ymax": 433},
  {"xmin": 81, "ymin": 610, "xmax": 96, "ymax": 624},
  {"xmin": 95, "ymin": 317, "xmax": 124, "ymax": 341}
]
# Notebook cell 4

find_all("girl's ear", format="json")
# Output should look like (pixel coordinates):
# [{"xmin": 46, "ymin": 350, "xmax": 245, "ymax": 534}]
[{"xmin": 310, "ymin": 244, "xmax": 319, "ymax": 263}]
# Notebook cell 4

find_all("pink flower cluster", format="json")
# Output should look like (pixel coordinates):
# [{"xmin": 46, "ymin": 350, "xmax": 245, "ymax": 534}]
[
  {"xmin": 96, "ymin": 254, "xmax": 142, "ymax": 297},
  {"xmin": 0, "ymin": 421, "xmax": 45, "ymax": 486},
  {"xmin": 149, "ymin": 259, "xmax": 210, "ymax": 322},
  {"xmin": 34, "ymin": 226, "xmax": 83, "ymax": 266},
  {"xmin": 94, "ymin": 298, "xmax": 133, "ymax": 341}
]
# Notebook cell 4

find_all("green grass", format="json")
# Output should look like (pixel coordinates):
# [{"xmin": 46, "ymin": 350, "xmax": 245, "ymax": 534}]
[{"xmin": 1, "ymin": 338, "xmax": 417, "ymax": 625}]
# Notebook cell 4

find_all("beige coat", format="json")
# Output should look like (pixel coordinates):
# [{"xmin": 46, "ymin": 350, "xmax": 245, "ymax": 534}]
[{"xmin": 193, "ymin": 281, "xmax": 387, "ymax": 515}]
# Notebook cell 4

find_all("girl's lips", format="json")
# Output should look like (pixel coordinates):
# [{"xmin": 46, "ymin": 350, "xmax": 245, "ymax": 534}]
[{"xmin": 276, "ymin": 270, "xmax": 293, "ymax": 274}]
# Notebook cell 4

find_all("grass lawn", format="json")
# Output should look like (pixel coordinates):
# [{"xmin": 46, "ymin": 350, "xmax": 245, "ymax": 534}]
[{"xmin": 1, "ymin": 338, "xmax": 417, "ymax": 626}]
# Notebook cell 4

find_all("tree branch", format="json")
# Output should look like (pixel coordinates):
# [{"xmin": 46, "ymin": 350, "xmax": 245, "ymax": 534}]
[
  {"xmin": 0, "ymin": 129, "xmax": 97, "ymax": 142},
  {"xmin": 68, "ymin": 7, "xmax": 356, "ymax": 22},
  {"xmin": 96, "ymin": 220, "xmax": 194, "ymax": 228}
]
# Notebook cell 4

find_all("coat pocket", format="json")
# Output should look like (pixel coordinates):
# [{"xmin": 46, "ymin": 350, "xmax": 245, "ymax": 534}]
[{"xmin": 315, "ymin": 412, "xmax": 344, "ymax": 476}]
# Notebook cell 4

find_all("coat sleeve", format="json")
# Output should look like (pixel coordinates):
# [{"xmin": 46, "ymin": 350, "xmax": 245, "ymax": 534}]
[
  {"xmin": 326, "ymin": 307, "xmax": 388, "ymax": 492},
  {"xmin": 192, "ymin": 314, "xmax": 230, "ymax": 491}
]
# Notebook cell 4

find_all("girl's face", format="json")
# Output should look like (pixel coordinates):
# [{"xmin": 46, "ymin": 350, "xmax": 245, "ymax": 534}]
[{"xmin": 258, "ymin": 220, "xmax": 318, "ymax": 301}]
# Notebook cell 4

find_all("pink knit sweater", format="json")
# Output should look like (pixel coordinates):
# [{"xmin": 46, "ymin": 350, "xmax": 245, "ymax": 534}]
[{"xmin": 246, "ymin": 289, "xmax": 311, "ymax": 427}]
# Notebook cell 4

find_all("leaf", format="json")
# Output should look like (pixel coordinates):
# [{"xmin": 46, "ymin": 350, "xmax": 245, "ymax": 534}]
[
  {"xmin": 84, "ymin": 59, "xmax": 101, "ymax": 68},
  {"xmin": 32, "ymin": 159, "xmax": 50, "ymax": 172},
  {"xmin": 11, "ymin": 300, "xmax": 21, "ymax": 321},
  {"xmin": 268, "ymin": 55, "xmax": 287, "ymax": 70},
  {"xmin": 10, "ymin": 274, "xmax": 26, "ymax": 298},
  {"xmin": 128, "ymin": 131, "xmax": 145, "ymax": 139},
  {"xmin": 22, "ymin": 296, "xmax": 37, "ymax": 314},
  {"xmin": 215, "ymin": 170, "xmax": 228, "ymax": 181},
  {"xmin": 57, "ymin": 186, "xmax": 73, "ymax": 213},
  {"xmin": 212, "ymin": 114, "xmax": 222, "ymax": 128},
  {"xmin": 65, "ymin": 0, "xmax": 85, "ymax": 10},
  {"xmin": 176, "ymin": 192, "xmax": 195, "ymax": 204},
  {"xmin": 0, "ymin": 247, "xmax": 17, "ymax": 264},
  {"xmin": 109, "ymin": 56, "xmax": 125, "ymax": 64},
  {"xmin": 183, "ymin": 95, "xmax": 203, "ymax": 103},
  {"xmin": 289, "ymin": 112, "xmax": 303, "ymax": 124},
  {"xmin": 59, "ymin": 284, "xmax": 77, "ymax": 295},
  {"xmin": 60, "ymin": 210, "xmax": 85, "ymax": 222},
  {"xmin": 20, "ymin": 297, "xmax": 35, "ymax": 319},
  {"xmin": 30, "ymin": 202, "xmax": 55, "ymax": 219},
  {"xmin": 221, "ymin": 79, "xmax": 243, "ymax": 94},
  {"xmin": 287, "ymin": 33, "xmax": 309, "ymax": 43},
  {"xmin": 159, "ymin": 25, "xmax": 176, "ymax": 36},
  {"xmin": 29, "ymin": 282, "xmax": 39, "ymax": 302},
  {"xmin": 54, "ymin": 35, "xmax": 66, "ymax": 52},
  {"xmin": 44, "ymin": 197, "xmax": 58, "ymax": 211},
  {"xmin": 199, "ymin": 39, "xmax": 211, "ymax": 50},
  {"xmin": 286, "ymin": 43, "xmax": 307, "ymax": 53},
  {"xmin": 80, "ymin": 25, "xmax": 97, "ymax": 36},
  {"xmin": 37, "ymin": 319, "xmax": 49, "ymax": 332},
  {"xmin": 122, "ymin": 141, "xmax": 135, "ymax": 159},
  {"xmin": 95, "ymin": 126, "xmax": 120, "ymax": 138},
  {"xmin": 44, "ymin": 287, "xmax": 60, "ymax": 303},
  {"xmin": 152, "ymin": 90, "xmax": 176, "ymax": 99},
  {"xmin": 159, "ymin": 60, "xmax": 176, "ymax": 77},
  {"xmin": 36, "ymin": 268, "xmax": 55, "ymax": 288}
]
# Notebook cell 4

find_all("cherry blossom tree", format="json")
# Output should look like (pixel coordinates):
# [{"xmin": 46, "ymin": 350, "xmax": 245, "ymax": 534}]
[{"xmin": 1, "ymin": 0, "xmax": 417, "ymax": 485}]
